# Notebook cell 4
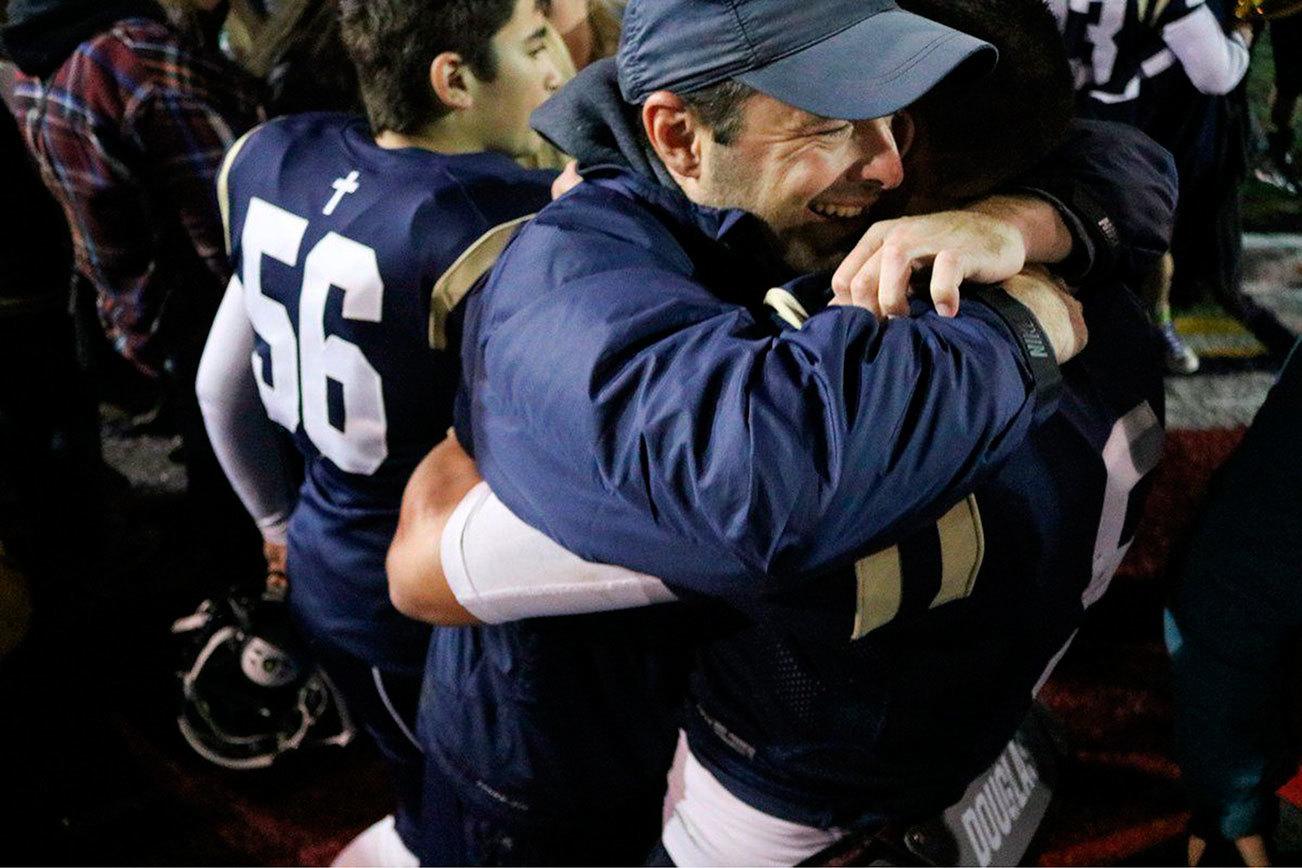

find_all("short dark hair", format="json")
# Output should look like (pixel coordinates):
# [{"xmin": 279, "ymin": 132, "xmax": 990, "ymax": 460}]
[
  {"xmin": 899, "ymin": 0, "xmax": 1075, "ymax": 198},
  {"xmin": 681, "ymin": 79, "xmax": 757, "ymax": 146},
  {"xmin": 338, "ymin": 0, "xmax": 518, "ymax": 134}
]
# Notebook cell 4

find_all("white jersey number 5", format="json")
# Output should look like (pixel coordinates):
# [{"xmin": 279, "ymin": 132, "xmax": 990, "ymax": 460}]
[{"xmin": 240, "ymin": 197, "xmax": 388, "ymax": 475}]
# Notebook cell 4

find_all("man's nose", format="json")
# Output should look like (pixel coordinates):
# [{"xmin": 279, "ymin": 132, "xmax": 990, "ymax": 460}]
[{"xmin": 850, "ymin": 117, "xmax": 905, "ymax": 190}]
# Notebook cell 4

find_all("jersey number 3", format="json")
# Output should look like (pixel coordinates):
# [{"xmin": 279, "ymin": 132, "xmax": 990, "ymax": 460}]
[{"xmin": 239, "ymin": 197, "xmax": 388, "ymax": 475}]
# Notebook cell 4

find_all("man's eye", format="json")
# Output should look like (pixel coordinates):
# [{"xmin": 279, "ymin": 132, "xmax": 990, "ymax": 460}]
[{"xmin": 815, "ymin": 125, "xmax": 853, "ymax": 139}]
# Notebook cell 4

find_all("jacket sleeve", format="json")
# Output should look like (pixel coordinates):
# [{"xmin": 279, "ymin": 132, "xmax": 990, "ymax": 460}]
[
  {"xmin": 1018, "ymin": 118, "xmax": 1179, "ymax": 287},
  {"xmin": 467, "ymin": 221, "xmax": 1046, "ymax": 601}
]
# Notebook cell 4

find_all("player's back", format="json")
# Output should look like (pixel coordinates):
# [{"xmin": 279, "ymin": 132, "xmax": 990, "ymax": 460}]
[
  {"xmin": 684, "ymin": 284, "xmax": 1166, "ymax": 826},
  {"xmin": 1062, "ymin": 0, "xmax": 1203, "ymax": 125},
  {"xmin": 222, "ymin": 112, "xmax": 554, "ymax": 668}
]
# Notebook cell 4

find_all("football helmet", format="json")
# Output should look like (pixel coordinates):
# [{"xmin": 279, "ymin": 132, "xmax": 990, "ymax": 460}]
[{"xmin": 171, "ymin": 586, "xmax": 354, "ymax": 769}]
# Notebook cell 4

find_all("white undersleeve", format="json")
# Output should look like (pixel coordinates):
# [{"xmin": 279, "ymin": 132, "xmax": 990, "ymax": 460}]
[
  {"xmin": 1164, "ymin": 4, "xmax": 1250, "ymax": 96},
  {"xmin": 195, "ymin": 278, "xmax": 296, "ymax": 544},
  {"xmin": 439, "ymin": 482, "xmax": 677, "ymax": 623},
  {"xmin": 660, "ymin": 736, "xmax": 844, "ymax": 867}
]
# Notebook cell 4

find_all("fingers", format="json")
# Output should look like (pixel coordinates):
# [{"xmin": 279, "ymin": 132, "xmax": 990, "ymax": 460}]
[
  {"xmin": 846, "ymin": 249, "xmax": 884, "ymax": 316},
  {"xmin": 929, "ymin": 249, "xmax": 964, "ymax": 317},
  {"xmin": 1188, "ymin": 835, "xmax": 1207, "ymax": 867},
  {"xmin": 1236, "ymin": 835, "xmax": 1271, "ymax": 867},
  {"xmin": 877, "ymin": 244, "xmax": 913, "ymax": 318},
  {"xmin": 843, "ymin": 244, "xmax": 960, "ymax": 319},
  {"xmin": 832, "ymin": 222, "xmax": 889, "ymax": 300}
]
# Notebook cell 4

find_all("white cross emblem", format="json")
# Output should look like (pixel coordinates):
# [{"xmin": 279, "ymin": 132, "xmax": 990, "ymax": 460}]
[{"xmin": 323, "ymin": 170, "xmax": 360, "ymax": 216}]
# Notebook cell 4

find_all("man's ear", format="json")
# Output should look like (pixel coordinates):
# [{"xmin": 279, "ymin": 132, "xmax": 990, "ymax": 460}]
[
  {"xmin": 643, "ymin": 91, "xmax": 704, "ymax": 181},
  {"xmin": 892, "ymin": 111, "xmax": 916, "ymax": 159},
  {"xmin": 431, "ymin": 51, "xmax": 475, "ymax": 112}
]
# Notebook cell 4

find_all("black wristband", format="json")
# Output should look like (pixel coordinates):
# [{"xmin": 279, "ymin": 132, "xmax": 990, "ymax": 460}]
[{"xmin": 965, "ymin": 285, "xmax": 1063, "ymax": 423}]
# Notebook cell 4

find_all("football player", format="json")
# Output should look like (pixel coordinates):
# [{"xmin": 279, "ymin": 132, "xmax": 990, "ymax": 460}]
[
  {"xmin": 1050, "ymin": 0, "xmax": 1255, "ymax": 374},
  {"xmin": 194, "ymin": 0, "xmax": 561, "ymax": 862},
  {"xmin": 388, "ymin": 0, "xmax": 1169, "ymax": 863}
]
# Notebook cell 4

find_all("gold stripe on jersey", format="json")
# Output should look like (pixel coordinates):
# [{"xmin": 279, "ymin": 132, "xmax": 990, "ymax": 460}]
[
  {"xmin": 429, "ymin": 214, "xmax": 534, "ymax": 351},
  {"xmin": 217, "ymin": 127, "xmax": 258, "ymax": 254},
  {"xmin": 932, "ymin": 495, "xmax": 985, "ymax": 609},
  {"xmin": 852, "ymin": 545, "xmax": 903, "ymax": 640}
]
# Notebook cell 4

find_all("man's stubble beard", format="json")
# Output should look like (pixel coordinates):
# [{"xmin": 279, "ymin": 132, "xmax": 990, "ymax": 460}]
[{"xmin": 701, "ymin": 148, "xmax": 856, "ymax": 275}]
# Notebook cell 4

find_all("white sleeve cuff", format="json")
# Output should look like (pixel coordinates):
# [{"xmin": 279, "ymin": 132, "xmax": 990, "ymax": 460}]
[
  {"xmin": 440, "ymin": 482, "xmax": 677, "ymax": 623},
  {"xmin": 258, "ymin": 518, "xmax": 290, "ymax": 547}
]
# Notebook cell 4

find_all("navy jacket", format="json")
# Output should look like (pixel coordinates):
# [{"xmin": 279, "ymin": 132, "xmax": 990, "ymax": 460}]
[
  {"xmin": 462, "ymin": 60, "xmax": 1176, "ymax": 605},
  {"xmin": 440, "ymin": 57, "xmax": 1176, "ymax": 829}
]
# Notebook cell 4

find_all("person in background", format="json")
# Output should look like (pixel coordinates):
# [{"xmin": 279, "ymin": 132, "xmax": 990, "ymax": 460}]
[
  {"xmin": 1166, "ymin": 337, "xmax": 1302, "ymax": 868},
  {"xmin": 1, "ymin": 0, "xmax": 265, "ymax": 587},
  {"xmin": 1260, "ymin": 12, "xmax": 1302, "ymax": 194},
  {"xmin": 243, "ymin": 0, "xmax": 363, "ymax": 117},
  {"xmin": 196, "ymin": 0, "xmax": 561, "ymax": 862},
  {"xmin": 1052, "ymin": 0, "xmax": 1254, "ymax": 375},
  {"xmin": 0, "ymin": 92, "xmax": 101, "ymax": 622},
  {"xmin": 539, "ymin": 0, "xmax": 619, "ymax": 70}
]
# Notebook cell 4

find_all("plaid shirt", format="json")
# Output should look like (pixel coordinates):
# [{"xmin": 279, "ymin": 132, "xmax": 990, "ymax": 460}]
[{"xmin": 11, "ymin": 17, "xmax": 260, "ymax": 376}]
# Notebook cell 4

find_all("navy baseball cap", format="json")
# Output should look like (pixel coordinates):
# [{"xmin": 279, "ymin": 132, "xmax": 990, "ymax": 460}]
[{"xmin": 616, "ymin": 0, "xmax": 998, "ymax": 121}]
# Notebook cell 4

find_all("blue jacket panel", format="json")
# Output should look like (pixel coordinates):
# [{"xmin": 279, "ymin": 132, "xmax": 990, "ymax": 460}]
[{"xmin": 684, "ymin": 285, "xmax": 1166, "ymax": 827}]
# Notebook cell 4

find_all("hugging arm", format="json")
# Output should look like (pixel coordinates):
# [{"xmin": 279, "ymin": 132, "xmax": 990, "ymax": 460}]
[
  {"xmin": 469, "ymin": 218, "xmax": 1069, "ymax": 602},
  {"xmin": 832, "ymin": 118, "xmax": 1179, "ymax": 314},
  {"xmin": 1017, "ymin": 118, "xmax": 1179, "ymax": 286},
  {"xmin": 388, "ymin": 434, "xmax": 674, "ymax": 626}
]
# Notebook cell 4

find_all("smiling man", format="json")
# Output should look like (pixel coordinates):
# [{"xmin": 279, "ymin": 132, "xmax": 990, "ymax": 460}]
[{"xmin": 390, "ymin": 0, "xmax": 1177, "ymax": 863}]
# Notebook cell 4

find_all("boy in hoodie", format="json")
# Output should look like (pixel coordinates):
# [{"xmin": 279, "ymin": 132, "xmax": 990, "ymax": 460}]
[{"xmin": 194, "ymin": 0, "xmax": 561, "ymax": 862}]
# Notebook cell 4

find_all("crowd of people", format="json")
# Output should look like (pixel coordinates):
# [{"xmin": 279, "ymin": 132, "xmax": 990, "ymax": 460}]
[{"xmin": 0, "ymin": 0, "xmax": 1299, "ymax": 865}]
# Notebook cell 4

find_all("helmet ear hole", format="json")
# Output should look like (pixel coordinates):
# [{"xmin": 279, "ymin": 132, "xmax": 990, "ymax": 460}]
[{"xmin": 171, "ymin": 589, "xmax": 355, "ymax": 770}]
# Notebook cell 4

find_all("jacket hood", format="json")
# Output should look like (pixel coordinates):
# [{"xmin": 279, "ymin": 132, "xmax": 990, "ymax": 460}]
[
  {"xmin": 0, "ymin": 0, "xmax": 166, "ymax": 78},
  {"xmin": 530, "ymin": 57, "xmax": 679, "ymax": 190}
]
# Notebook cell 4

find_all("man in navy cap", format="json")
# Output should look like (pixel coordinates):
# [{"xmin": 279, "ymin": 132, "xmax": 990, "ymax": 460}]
[{"xmin": 390, "ymin": 0, "xmax": 1176, "ymax": 862}]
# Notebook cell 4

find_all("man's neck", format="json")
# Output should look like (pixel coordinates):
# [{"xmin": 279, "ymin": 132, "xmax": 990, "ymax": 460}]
[{"xmin": 375, "ymin": 119, "xmax": 488, "ymax": 155}]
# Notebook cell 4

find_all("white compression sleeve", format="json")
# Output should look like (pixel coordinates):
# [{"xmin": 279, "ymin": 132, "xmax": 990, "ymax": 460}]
[
  {"xmin": 195, "ymin": 278, "xmax": 296, "ymax": 544},
  {"xmin": 1163, "ymin": 4, "xmax": 1250, "ymax": 96},
  {"xmin": 440, "ymin": 482, "xmax": 677, "ymax": 623}
]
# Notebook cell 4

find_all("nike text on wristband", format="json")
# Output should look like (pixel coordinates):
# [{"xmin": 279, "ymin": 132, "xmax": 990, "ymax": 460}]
[{"xmin": 966, "ymin": 285, "xmax": 1063, "ymax": 423}]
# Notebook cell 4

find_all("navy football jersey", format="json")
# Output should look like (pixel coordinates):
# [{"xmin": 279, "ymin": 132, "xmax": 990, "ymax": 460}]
[
  {"xmin": 683, "ymin": 284, "xmax": 1166, "ymax": 827},
  {"xmin": 1053, "ymin": 0, "xmax": 1238, "ymax": 127},
  {"xmin": 221, "ymin": 112, "xmax": 554, "ymax": 670}
]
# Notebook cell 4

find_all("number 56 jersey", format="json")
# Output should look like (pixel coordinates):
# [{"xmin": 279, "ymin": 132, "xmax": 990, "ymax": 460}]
[{"xmin": 220, "ymin": 112, "xmax": 554, "ymax": 671}]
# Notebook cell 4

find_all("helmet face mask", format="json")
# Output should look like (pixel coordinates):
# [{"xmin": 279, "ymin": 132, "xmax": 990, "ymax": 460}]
[{"xmin": 171, "ymin": 589, "xmax": 354, "ymax": 770}]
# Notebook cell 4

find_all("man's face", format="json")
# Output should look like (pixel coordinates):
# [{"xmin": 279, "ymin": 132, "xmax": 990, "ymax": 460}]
[
  {"xmin": 694, "ymin": 93, "xmax": 911, "ymax": 273},
  {"xmin": 472, "ymin": 0, "xmax": 563, "ymax": 156}
]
